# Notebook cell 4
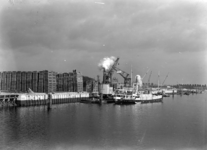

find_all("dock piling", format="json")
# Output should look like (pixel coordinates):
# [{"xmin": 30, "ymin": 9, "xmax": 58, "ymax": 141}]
[{"xmin": 47, "ymin": 93, "xmax": 52, "ymax": 110}]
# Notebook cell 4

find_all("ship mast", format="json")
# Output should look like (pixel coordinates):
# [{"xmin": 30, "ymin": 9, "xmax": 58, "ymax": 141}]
[
  {"xmin": 131, "ymin": 65, "xmax": 132, "ymax": 87},
  {"xmin": 158, "ymin": 71, "xmax": 160, "ymax": 88}
]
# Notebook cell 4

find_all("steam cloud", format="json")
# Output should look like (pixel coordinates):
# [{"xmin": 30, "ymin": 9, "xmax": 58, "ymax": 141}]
[
  {"xmin": 135, "ymin": 75, "xmax": 142, "ymax": 87},
  {"xmin": 98, "ymin": 56, "xmax": 117, "ymax": 71}
]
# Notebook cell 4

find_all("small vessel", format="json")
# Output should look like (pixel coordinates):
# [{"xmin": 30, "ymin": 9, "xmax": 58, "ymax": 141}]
[
  {"xmin": 151, "ymin": 88, "xmax": 162, "ymax": 95},
  {"xmin": 161, "ymin": 88, "xmax": 177, "ymax": 94},
  {"xmin": 113, "ymin": 74, "xmax": 163, "ymax": 105},
  {"xmin": 133, "ymin": 88, "xmax": 163, "ymax": 103},
  {"xmin": 102, "ymin": 94, "xmax": 115, "ymax": 103},
  {"xmin": 114, "ymin": 94, "xmax": 136, "ymax": 105},
  {"xmin": 136, "ymin": 93, "xmax": 163, "ymax": 103}
]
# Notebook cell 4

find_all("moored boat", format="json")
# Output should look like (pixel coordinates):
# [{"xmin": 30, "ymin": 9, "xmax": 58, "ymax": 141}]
[
  {"xmin": 161, "ymin": 88, "xmax": 177, "ymax": 94},
  {"xmin": 135, "ymin": 93, "xmax": 163, "ymax": 103},
  {"xmin": 114, "ymin": 94, "xmax": 136, "ymax": 105}
]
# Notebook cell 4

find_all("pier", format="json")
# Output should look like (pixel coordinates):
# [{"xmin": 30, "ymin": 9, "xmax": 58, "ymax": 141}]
[{"xmin": 0, "ymin": 92, "xmax": 90, "ymax": 107}]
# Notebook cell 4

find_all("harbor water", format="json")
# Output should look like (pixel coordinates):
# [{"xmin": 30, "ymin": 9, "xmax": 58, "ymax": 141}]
[{"xmin": 0, "ymin": 93, "xmax": 206, "ymax": 150}]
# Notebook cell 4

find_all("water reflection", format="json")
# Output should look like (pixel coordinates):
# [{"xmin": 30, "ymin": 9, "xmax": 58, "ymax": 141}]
[{"xmin": 0, "ymin": 93, "xmax": 206, "ymax": 150}]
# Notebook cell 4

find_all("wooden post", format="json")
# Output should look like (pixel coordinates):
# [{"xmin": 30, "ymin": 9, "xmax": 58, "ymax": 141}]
[
  {"xmin": 97, "ymin": 75, "xmax": 102, "ymax": 104},
  {"xmin": 47, "ymin": 93, "xmax": 52, "ymax": 110},
  {"xmin": 99, "ymin": 93, "xmax": 103, "ymax": 104}
]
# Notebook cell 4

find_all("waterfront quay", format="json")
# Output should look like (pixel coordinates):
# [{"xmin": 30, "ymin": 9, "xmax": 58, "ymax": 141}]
[
  {"xmin": 0, "ymin": 92, "xmax": 90, "ymax": 107},
  {"xmin": 0, "ymin": 69, "xmax": 98, "ymax": 107}
]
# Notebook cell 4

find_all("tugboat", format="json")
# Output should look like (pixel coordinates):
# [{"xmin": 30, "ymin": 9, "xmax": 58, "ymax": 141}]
[{"xmin": 114, "ymin": 94, "xmax": 136, "ymax": 105}]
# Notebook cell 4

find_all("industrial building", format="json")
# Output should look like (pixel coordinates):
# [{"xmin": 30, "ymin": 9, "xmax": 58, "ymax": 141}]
[{"xmin": 0, "ymin": 70, "xmax": 98, "ymax": 93}]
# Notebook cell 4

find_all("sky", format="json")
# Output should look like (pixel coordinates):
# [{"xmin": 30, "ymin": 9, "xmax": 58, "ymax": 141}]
[{"xmin": 0, "ymin": 0, "xmax": 207, "ymax": 85}]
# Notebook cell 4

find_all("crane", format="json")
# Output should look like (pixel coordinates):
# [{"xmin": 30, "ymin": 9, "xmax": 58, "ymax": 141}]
[
  {"xmin": 142, "ymin": 69, "xmax": 150, "ymax": 80},
  {"xmin": 158, "ymin": 71, "xmax": 160, "ymax": 88},
  {"xmin": 113, "ymin": 67, "xmax": 131, "ymax": 87},
  {"xmin": 101, "ymin": 57, "xmax": 131, "ymax": 87},
  {"xmin": 148, "ymin": 71, "xmax": 152, "ymax": 86},
  {"xmin": 102, "ymin": 57, "xmax": 119, "ymax": 85},
  {"xmin": 112, "ymin": 77, "xmax": 118, "ymax": 83},
  {"xmin": 162, "ymin": 72, "xmax": 169, "ymax": 86}
]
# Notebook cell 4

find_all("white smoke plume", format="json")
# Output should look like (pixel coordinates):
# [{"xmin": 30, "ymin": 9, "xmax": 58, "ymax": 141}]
[
  {"xmin": 98, "ymin": 56, "xmax": 117, "ymax": 71},
  {"xmin": 135, "ymin": 75, "xmax": 143, "ymax": 87}
]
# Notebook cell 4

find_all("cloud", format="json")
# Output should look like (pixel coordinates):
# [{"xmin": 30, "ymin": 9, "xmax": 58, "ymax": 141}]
[
  {"xmin": 0, "ymin": 0, "xmax": 206, "ymax": 56},
  {"xmin": 0, "ymin": 0, "xmax": 207, "ymax": 84}
]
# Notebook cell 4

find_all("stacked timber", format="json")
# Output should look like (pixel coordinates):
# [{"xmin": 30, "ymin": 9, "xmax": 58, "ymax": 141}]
[
  {"xmin": 16, "ymin": 71, "xmax": 22, "ymax": 92},
  {"xmin": 44, "ymin": 70, "xmax": 57, "ymax": 93},
  {"xmin": 57, "ymin": 73, "xmax": 63, "ymax": 92},
  {"xmin": 63, "ymin": 73, "xmax": 69, "ymax": 91},
  {"xmin": 21, "ymin": 72, "xmax": 27, "ymax": 92},
  {"xmin": 11, "ymin": 71, "xmax": 17, "ymax": 92},
  {"xmin": 26, "ymin": 71, "xmax": 32, "ymax": 91},
  {"xmin": 74, "ymin": 70, "xmax": 83, "ymax": 92},
  {"xmin": 68, "ymin": 73, "xmax": 72, "ymax": 92},
  {"xmin": 38, "ymin": 71, "xmax": 44, "ymax": 92},
  {"xmin": 0, "ymin": 70, "xmax": 93, "ymax": 94},
  {"xmin": 86, "ymin": 79, "xmax": 93, "ymax": 92},
  {"xmin": 1, "ymin": 72, "xmax": 7, "ymax": 91},
  {"xmin": 6, "ymin": 72, "xmax": 12, "ymax": 91},
  {"xmin": 72, "ymin": 70, "xmax": 77, "ymax": 92},
  {"xmin": 83, "ymin": 76, "xmax": 98, "ymax": 93},
  {"xmin": 77, "ymin": 74, "xmax": 83, "ymax": 92},
  {"xmin": 93, "ymin": 80, "xmax": 99, "ymax": 93},
  {"xmin": 56, "ymin": 70, "xmax": 84, "ymax": 92},
  {"xmin": 32, "ymin": 71, "xmax": 38, "ymax": 92},
  {"xmin": 0, "ymin": 72, "xmax": 1, "ymax": 91}
]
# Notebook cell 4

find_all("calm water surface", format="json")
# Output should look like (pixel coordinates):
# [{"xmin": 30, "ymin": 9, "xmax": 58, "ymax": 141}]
[{"xmin": 0, "ymin": 93, "xmax": 207, "ymax": 150}]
